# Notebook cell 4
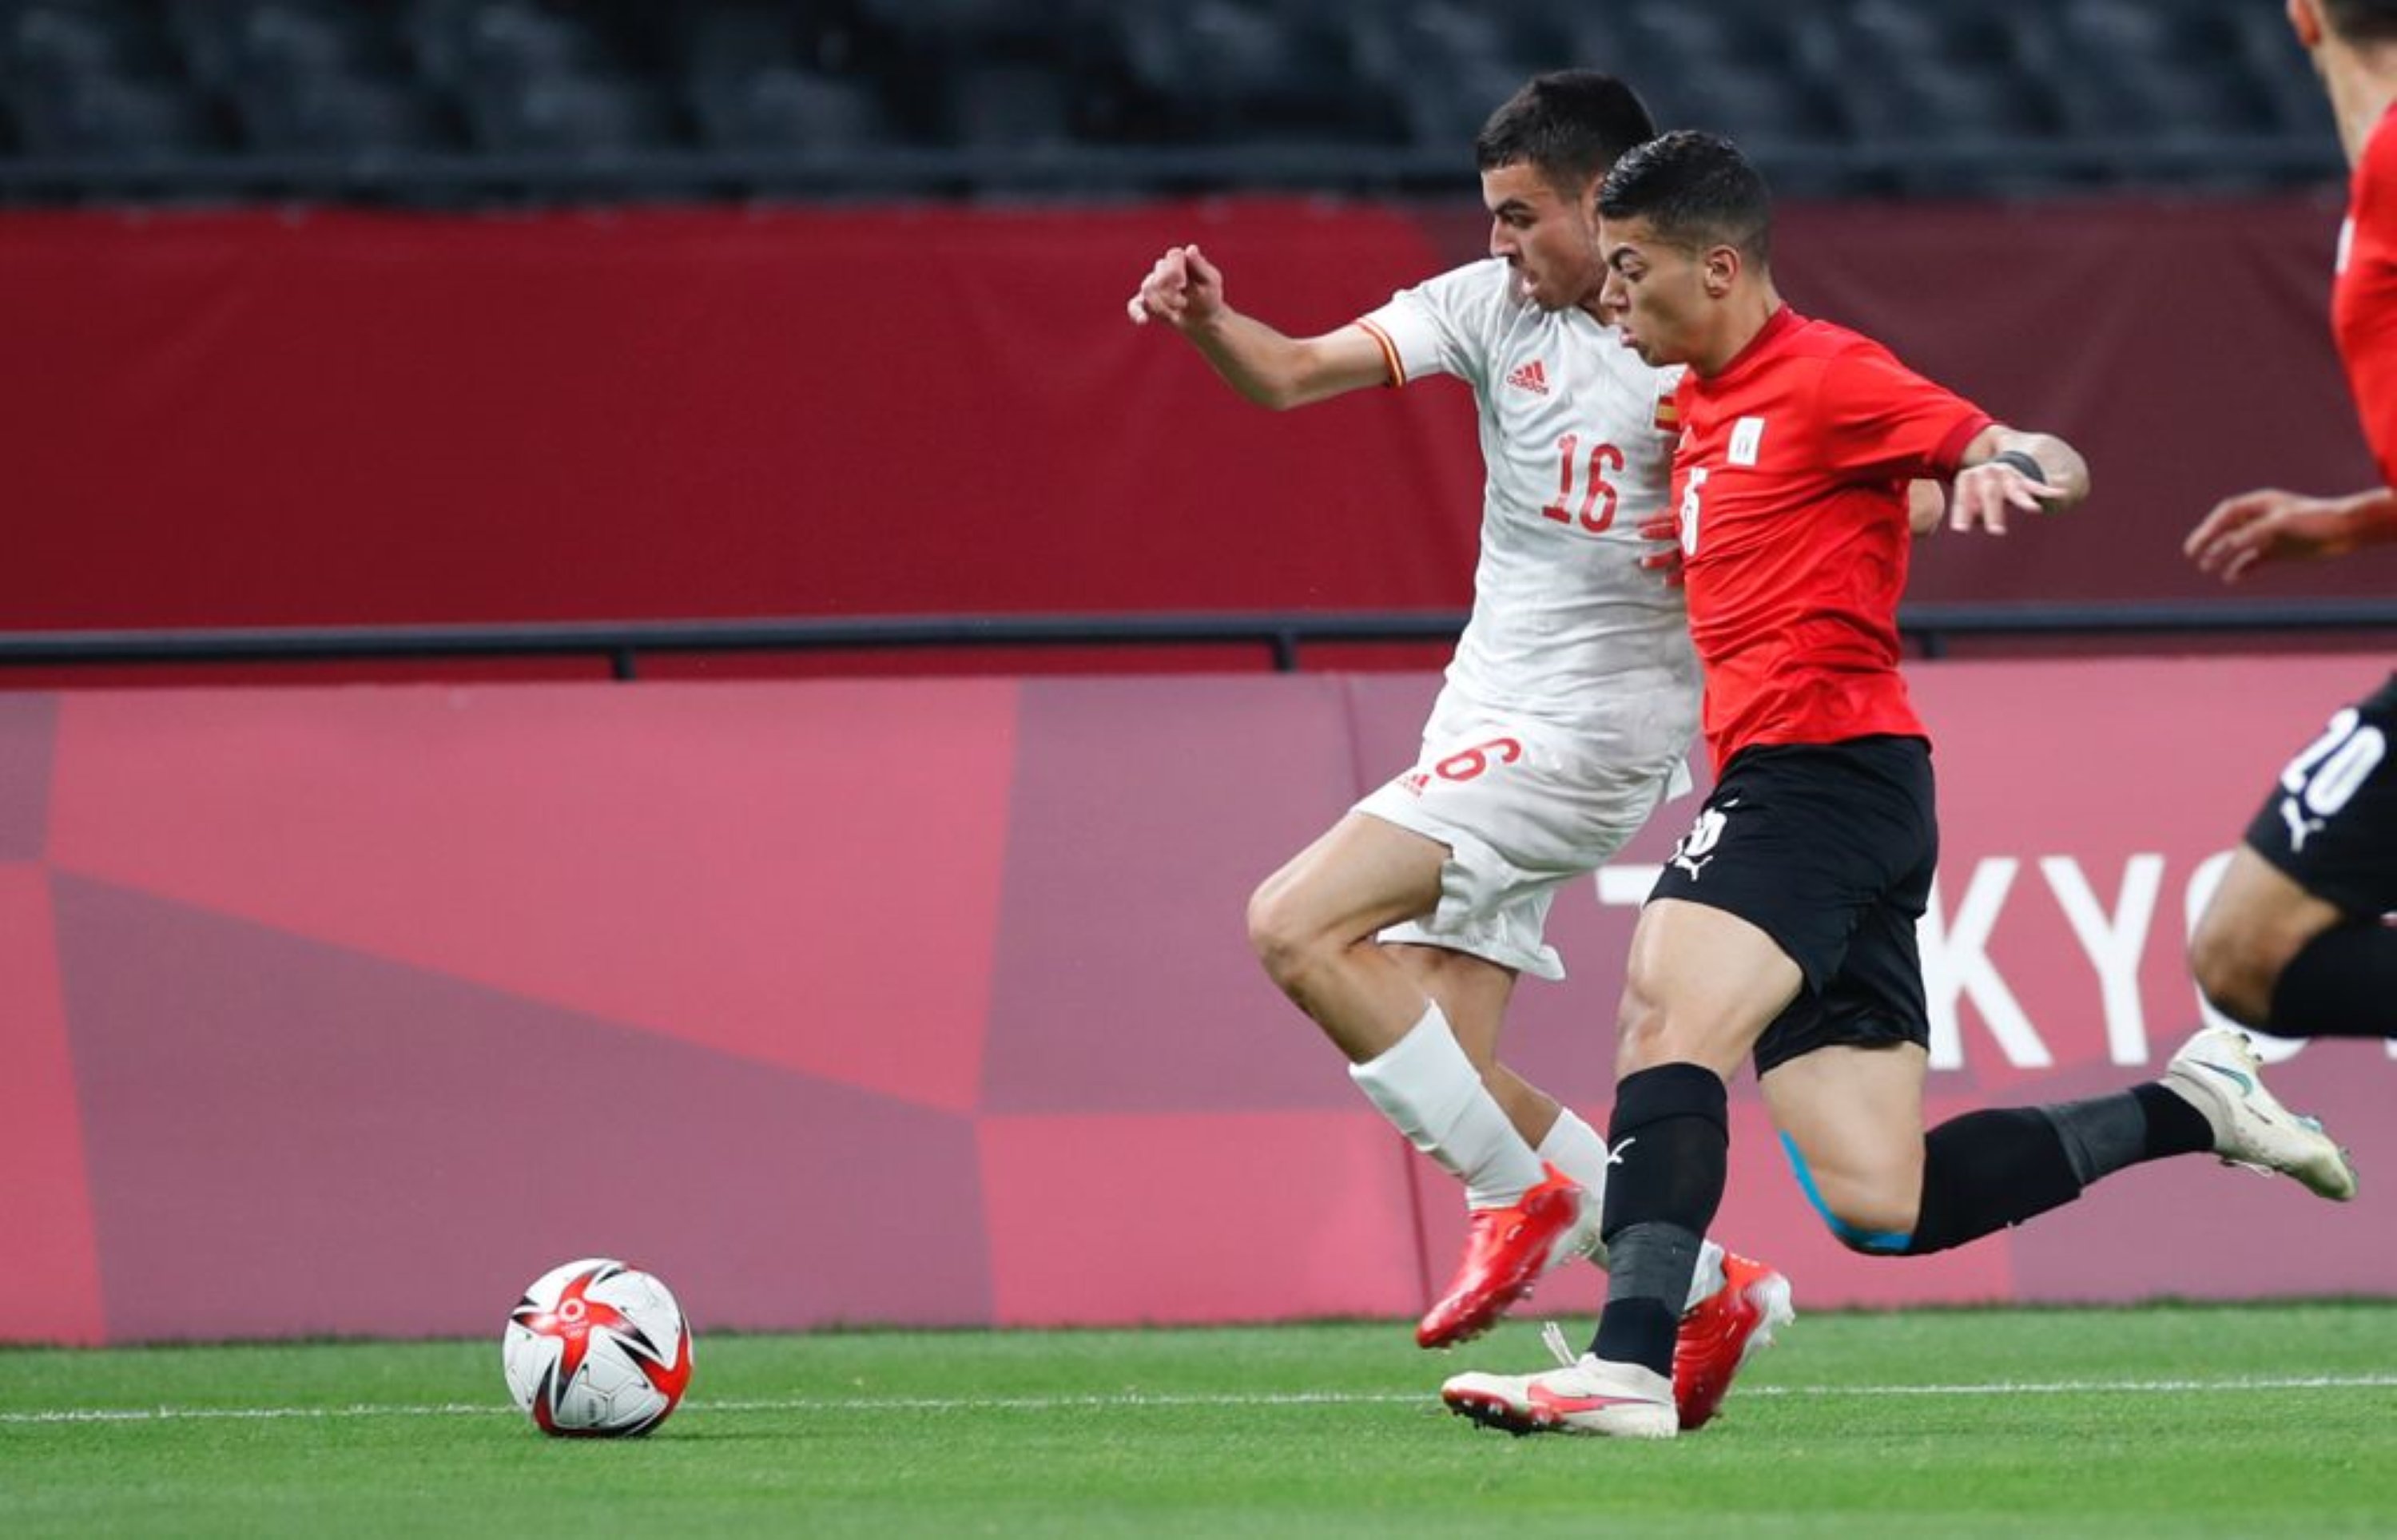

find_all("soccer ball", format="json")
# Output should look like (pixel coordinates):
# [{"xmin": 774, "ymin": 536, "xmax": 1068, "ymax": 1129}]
[{"xmin": 502, "ymin": 1259, "xmax": 694, "ymax": 1437}]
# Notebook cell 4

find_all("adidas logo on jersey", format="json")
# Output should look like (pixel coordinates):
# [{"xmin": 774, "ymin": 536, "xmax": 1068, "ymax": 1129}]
[{"xmin": 1505, "ymin": 359, "xmax": 1549, "ymax": 395}]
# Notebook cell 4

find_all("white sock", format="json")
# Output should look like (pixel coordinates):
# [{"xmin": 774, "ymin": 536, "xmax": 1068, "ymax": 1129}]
[
  {"xmin": 1535, "ymin": 1109, "xmax": 1613, "ymax": 1268},
  {"xmin": 1683, "ymin": 1239, "xmax": 1727, "ymax": 1313},
  {"xmin": 1349, "ymin": 1004, "xmax": 1544, "ymax": 1209},
  {"xmin": 1536, "ymin": 1106, "xmax": 1726, "ymax": 1307}
]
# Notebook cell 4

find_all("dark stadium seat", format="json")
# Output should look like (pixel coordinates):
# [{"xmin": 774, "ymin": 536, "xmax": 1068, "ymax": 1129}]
[
  {"xmin": 2, "ymin": 0, "xmax": 179, "ymax": 87},
  {"xmin": 690, "ymin": 63, "xmax": 892, "ymax": 153},
  {"xmin": 674, "ymin": 2, "xmax": 808, "ymax": 84},
  {"xmin": 1850, "ymin": 57, "xmax": 2061, "ymax": 142},
  {"xmin": 850, "ymin": 0, "xmax": 1067, "ymax": 54},
  {"xmin": 406, "ymin": 0, "xmax": 618, "ymax": 92},
  {"xmin": 0, "ymin": 0, "xmax": 2355, "ymax": 200},
  {"xmin": 466, "ymin": 69, "xmax": 680, "ymax": 155},
  {"xmin": 1349, "ymin": 0, "xmax": 1573, "ymax": 81},
  {"xmin": 1839, "ymin": 0, "xmax": 2058, "ymax": 81},
  {"xmin": 1621, "ymin": 0, "xmax": 1842, "ymax": 77},
  {"xmin": 10, "ymin": 70, "xmax": 225, "ymax": 158},
  {"xmin": 1107, "ymin": 0, "xmax": 1395, "ymax": 145},
  {"xmin": 1641, "ymin": 62, "xmax": 1849, "ymax": 146},
  {"xmin": 232, "ymin": 69, "xmax": 462, "ymax": 156},
  {"xmin": 2050, "ymin": 0, "xmax": 2282, "ymax": 139},
  {"xmin": 171, "ymin": 2, "xmax": 410, "ymax": 97},
  {"xmin": 940, "ymin": 60, "xmax": 1076, "ymax": 149},
  {"xmin": 1372, "ymin": 57, "xmax": 1543, "ymax": 153},
  {"xmin": 2214, "ymin": 0, "xmax": 2338, "ymax": 137}
]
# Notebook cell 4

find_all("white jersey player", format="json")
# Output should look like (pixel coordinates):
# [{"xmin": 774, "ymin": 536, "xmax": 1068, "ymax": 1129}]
[
  {"xmin": 1350, "ymin": 256, "xmax": 1698, "ymax": 984},
  {"xmin": 1127, "ymin": 72, "xmax": 1789, "ymax": 1432}
]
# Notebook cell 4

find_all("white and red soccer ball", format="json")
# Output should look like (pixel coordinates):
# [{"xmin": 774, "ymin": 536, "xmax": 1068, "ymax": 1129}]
[{"xmin": 502, "ymin": 1259, "xmax": 693, "ymax": 1437}]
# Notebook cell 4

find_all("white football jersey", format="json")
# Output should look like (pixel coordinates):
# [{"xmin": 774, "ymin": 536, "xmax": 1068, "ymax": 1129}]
[{"xmin": 1357, "ymin": 259, "xmax": 1699, "ymax": 759}]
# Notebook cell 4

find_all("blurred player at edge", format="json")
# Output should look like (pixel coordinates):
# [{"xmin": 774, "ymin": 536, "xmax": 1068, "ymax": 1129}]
[
  {"xmin": 1127, "ymin": 72, "xmax": 1787, "ymax": 1429},
  {"xmin": 1440, "ymin": 130, "xmax": 2359, "ymax": 1442},
  {"xmin": 2183, "ymin": 0, "xmax": 2397, "ymax": 1042}
]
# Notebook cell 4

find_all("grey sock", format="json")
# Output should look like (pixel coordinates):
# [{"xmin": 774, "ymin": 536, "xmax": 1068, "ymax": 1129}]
[
  {"xmin": 2037, "ymin": 1092, "xmax": 2151, "ymax": 1184},
  {"xmin": 1606, "ymin": 1220, "xmax": 1703, "ymax": 1316}
]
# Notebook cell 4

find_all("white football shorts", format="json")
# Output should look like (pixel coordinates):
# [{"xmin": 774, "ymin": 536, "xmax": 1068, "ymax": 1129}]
[{"xmin": 1354, "ymin": 698, "xmax": 1692, "ymax": 982}]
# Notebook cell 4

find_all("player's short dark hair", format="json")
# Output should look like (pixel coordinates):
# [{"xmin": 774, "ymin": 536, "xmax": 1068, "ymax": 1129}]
[
  {"xmin": 1474, "ymin": 70, "xmax": 1657, "ymax": 193},
  {"xmin": 2323, "ymin": 0, "xmax": 2397, "ymax": 43},
  {"xmin": 1597, "ymin": 129, "xmax": 1773, "ymax": 267}
]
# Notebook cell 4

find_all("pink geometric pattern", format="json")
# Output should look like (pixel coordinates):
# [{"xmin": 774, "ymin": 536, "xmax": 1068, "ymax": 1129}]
[
  {"xmin": 3, "ymin": 662, "xmax": 2392, "ymax": 1344},
  {"xmin": 48, "ymin": 681, "xmax": 1015, "ymax": 1113}
]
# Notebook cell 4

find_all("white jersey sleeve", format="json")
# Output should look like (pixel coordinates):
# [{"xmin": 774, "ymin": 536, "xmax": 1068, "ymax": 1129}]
[
  {"xmin": 1352, "ymin": 260, "xmax": 1701, "ymax": 758},
  {"xmin": 1354, "ymin": 264, "xmax": 1512, "ymax": 394}
]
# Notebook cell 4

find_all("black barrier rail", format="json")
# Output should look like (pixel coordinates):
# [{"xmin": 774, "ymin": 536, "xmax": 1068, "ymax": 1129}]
[
  {"xmin": 1, "ymin": 602, "xmax": 2395, "ymax": 681},
  {"xmin": 0, "ymin": 135, "xmax": 2344, "ymax": 204}
]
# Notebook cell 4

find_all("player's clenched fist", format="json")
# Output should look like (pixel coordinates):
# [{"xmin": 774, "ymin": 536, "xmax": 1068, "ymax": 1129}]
[{"xmin": 1126, "ymin": 244, "xmax": 1227, "ymax": 330}]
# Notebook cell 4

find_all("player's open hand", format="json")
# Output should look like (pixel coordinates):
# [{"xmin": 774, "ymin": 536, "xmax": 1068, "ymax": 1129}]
[
  {"xmin": 1126, "ymin": 244, "xmax": 1227, "ymax": 331},
  {"xmin": 1637, "ymin": 512, "xmax": 1685, "ymax": 588},
  {"xmin": 1948, "ymin": 459, "xmax": 2067, "ymax": 535},
  {"xmin": 2184, "ymin": 488, "xmax": 2355, "ymax": 582}
]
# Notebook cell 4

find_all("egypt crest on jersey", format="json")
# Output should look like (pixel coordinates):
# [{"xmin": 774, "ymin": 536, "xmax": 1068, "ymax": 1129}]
[{"xmin": 1355, "ymin": 259, "xmax": 1698, "ymax": 753}]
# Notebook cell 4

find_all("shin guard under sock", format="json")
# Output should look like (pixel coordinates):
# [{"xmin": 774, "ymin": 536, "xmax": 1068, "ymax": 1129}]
[
  {"xmin": 1900, "ymin": 1108, "xmax": 2085, "ymax": 1256},
  {"xmin": 1589, "ymin": 1062, "xmax": 1727, "ymax": 1373}
]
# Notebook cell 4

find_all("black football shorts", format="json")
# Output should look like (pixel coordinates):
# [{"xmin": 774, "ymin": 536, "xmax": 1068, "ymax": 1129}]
[
  {"xmin": 2242, "ymin": 671, "xmax": 2397, "ymax": 919},
  {"xmin": 1647, "ymin": 735, "xmax": 1938, "ymax": 1075}
]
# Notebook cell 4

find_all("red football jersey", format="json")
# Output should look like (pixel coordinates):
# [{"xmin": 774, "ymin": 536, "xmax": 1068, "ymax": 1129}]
[
  {"xmin": 1670, "ymin": 306, "xmax": 1990, "ymax": 772},
  {"xmin": 2335, "ymin": 104, "xmax": 2397, "ymax": 488}
]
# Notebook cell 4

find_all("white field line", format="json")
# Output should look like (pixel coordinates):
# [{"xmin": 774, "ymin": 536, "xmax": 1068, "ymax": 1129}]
[{"xmin": 9, "ymin": 1375, "xmax": 2397, "ymax": 1427}]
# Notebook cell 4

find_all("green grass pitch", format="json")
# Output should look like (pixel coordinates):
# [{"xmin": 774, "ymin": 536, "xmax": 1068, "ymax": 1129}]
[{"xmin": 6, "ymin": 1304, "xmax": 2395, "ymax": 1538}]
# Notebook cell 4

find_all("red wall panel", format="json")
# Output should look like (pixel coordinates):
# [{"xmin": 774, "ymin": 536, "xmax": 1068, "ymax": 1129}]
[
  {"xmin": 1, "ymin": 196, "xmax": 2383, "ymax": 639},
  {"xmin": 0, "ymin": 204, "xmax": 1473, "ymax": 630}
]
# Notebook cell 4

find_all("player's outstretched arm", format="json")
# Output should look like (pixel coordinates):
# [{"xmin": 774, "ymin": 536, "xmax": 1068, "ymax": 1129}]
[
  {"xmin": 1124, "ymin": 244, "xmax": 1392, "ymax": 411},
  {"xmin": 1948, "ymin": 427, "xmax": 2089, "ymax": 534},
  {"xmin": 2184, "ymin": 485, "xmax": 2397, "ymax": 582}
]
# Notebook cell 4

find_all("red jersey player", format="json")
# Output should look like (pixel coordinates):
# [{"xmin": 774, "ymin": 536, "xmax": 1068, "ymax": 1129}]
[
  {"xmin": 1441, "ymin": 130, "xmax": 2356, "ymax": 1442},
  {"xmin": 1128, "ymin": 73, "xmax": 1791, "ymax": 1431},
  {"xmin": 2184, "ymin": 0, "xmax": 2397, "ymax": 1046}
]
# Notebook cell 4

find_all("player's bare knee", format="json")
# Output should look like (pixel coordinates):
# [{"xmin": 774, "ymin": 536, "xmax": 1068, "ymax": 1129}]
[
  {"xmin": 1243, "ymin": 882, "xmax": 1310, "ymax": 986},
  {"xmin": 2185, "ymin": 917, "xmax": 2276, "ymax": 1027},
  {"xmin": 1245, "ymin": 881, "xmax": 1348, "ymax": 998}
]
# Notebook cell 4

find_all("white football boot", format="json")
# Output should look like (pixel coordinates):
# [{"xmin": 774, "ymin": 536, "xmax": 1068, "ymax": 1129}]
[
  {"xmin": 1441, "ymin": 1323, "xmax": 1677, "ymax": 1439},
  {"xmin": 2163, "ymin": 1026, "xmax": 2358, "ymax": 1201}
]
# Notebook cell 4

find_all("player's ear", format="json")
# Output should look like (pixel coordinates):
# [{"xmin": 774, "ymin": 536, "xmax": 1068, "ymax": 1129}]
[
  {"xmin": 2288, "ymin": 0, "xmax": 2323, "ymax": 50},
  {"xmin": 1702, "ymin": 244, "xmax": 1740, "ymax": 296}
]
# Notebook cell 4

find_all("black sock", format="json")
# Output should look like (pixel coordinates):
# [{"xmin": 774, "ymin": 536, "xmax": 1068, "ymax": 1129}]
[
  {"xmin": 1901, "ymin": 1107, "xmax": 2084, "ymax": 1256},
  {"xmin": 2039, "ymin": 1085, "xmax": 2212, "ymax": 1182},
  {"xmin": 2130, "ymin": 1080, "xmax": 2216, "ymax": 1160},
  {"xmin": 1588, "ymin": 1062, "xmax": 1727, "ymax": 1375},
  {"xmin": 2268, "ymin": 922, "xmax": 2397, "ymax": 1039}
]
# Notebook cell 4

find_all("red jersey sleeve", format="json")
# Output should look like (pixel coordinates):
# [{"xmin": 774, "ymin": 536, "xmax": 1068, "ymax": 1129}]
[
  {"xmin": 1813, "ymin": 346, "xmax": 1994, "ymax": 482},
  {"xmin": 2337, "ymin": 110, "xmax": 2397, "ymax": 487}
]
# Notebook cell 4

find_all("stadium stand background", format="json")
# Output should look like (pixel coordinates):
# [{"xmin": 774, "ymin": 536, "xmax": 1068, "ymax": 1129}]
[
  {"xmin": 0, "ymin": 0, "xmax": 2384, "ymax": 678},
  {"xmin": 0, "ymin": 0, "xmax": 2348, "ymax": 203}
]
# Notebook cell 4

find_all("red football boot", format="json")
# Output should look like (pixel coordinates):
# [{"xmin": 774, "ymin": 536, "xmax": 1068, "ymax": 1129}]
[
  {"xmin": 1416, "ymin": 1165, "xmax": 1599, "ymax": 1349},
  {"xmin": 1672, "ymin": 1252, "xmax": 1794, "ymax": 1431}
]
